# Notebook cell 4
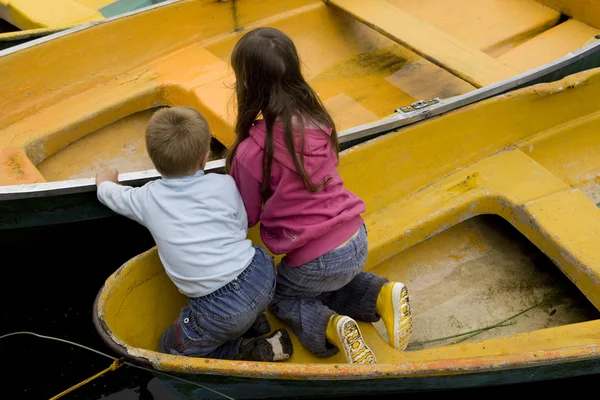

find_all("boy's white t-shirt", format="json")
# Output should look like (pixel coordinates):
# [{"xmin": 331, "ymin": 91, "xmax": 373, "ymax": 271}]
[{"xmin": 97, "ymin": 171, "xmax": 255, "ymax": 297}]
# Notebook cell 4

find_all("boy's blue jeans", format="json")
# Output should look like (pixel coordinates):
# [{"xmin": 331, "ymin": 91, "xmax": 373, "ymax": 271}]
[{"xmin": 160, "ymin": 246, "xmax": 275, "ymax": 359}]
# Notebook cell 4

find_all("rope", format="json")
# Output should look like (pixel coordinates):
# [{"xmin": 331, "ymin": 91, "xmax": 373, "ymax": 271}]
[
  {"xmin": 452, "ymin": 297, "xmax": 551, "ymax": 344},
  {"xmin": 409, "ymin": 295, "xmax": 555, "ymax": 347},
  {"xmin": 409, "ymin": 322, "xmax": 516, "ymax": 346},
  {"xmin": 0, "ymin": 331, "xmax": 235, "ymax": 400},
  {"xmin": 49, "ymin": 359, "xmax": 123, "ymax": 400}
]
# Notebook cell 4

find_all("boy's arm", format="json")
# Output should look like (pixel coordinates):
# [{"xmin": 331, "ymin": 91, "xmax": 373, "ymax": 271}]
[
  {"xmin": 96, "ymin": 169, "xmax": 146, "ymax": 225},
  {"xmin": 230, "ymin": 159, "xmax": 262, "ymax": 228}
]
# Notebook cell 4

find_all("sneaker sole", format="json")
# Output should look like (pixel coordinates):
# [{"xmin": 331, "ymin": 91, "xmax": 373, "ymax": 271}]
[
  {"xmin": 267, "ymin": 329, "xmax": 293, "ymax": 361},
  {"xmin": 245, "ymin": 329, "xmax": 293, "ymax": 362},
  {"xmin": 337, "ymin": 317, "xmax": 377, "ymax": 364},
  {"xmin": 392, "ymin": 283, "xmax": 412, "ymax": 350}
]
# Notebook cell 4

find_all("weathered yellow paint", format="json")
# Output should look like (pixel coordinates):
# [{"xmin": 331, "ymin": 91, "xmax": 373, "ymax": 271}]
[
  {"xmin": 498, "ymin": 19, "xmax": 600, "ymax": 72},
  {"xmin": 0, "ymin": 146, "xmax": 45, "ymax": 185},
  {"xmin": 361, "ymin": 151, "xmax": 566, "ymax": 269},
  {"xmin": 233, "ymin": 0, "xmax": 318, "ymax": 28},
  {"xmin": 327, "ymin": 0, "xmax": 518, "ymax": 87},
  {"xmin": 518, "ymin": 109, "xmax": 600, "ymax": 204},
  {"xmin": 339, "ymin": 72, "xmax": 600, "ymax": 215},
  {"xmin": 0, "ymin": 0, "xmax": 104, "ymax": 30},
  {"xmin": 519, "ymin": 190, "xmax": 600, "ymax": 307},
  {"xmin": 362, "ymin": 149, "xmax": 600, "ymax": 309},
  {"xmin": 1, "ymin": 0, "xmax": 598, "ymax": 184},
  {"xmin": 96, "ymin": 68, "xmax": 600, "ymax": 379},
  {"xmin": 536, "ymin": 0, "xmax": 600, "ymax": 29},
  {"xmin": 100, "ymin": 249, "xmax": 187, "ymax": 354},
  {"xmin": 37, "ymin": 109, "xmax": 157, "ymax": 181},
  {"xmin": 389, "ymin": 0, "xmax": 561, "ymax": 56}
]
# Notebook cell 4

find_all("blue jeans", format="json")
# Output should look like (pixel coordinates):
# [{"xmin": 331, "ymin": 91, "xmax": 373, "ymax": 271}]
[
  {"xmin": 160, "ymin": 246, "xmax": 276, "ymax": 359},
  {"xmin": 269, "ymin": 224, "xmax": 387, "ymax": 357}
]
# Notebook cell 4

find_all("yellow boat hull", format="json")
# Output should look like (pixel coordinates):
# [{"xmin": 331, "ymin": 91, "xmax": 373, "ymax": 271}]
[
  {"xmin": 0, "ymin": 1, "xmax": 170, "ymax": 30},
  {"xmin": 94, "ymin": 67, "xmax": 600, "ymax": 398},
  {"xmin": 1, "ymin": 0, "xmax": 600, "ymax": 188},
  {"xmin": 0, "ymin": 1, "xmax": 173, "ymax": 51}
]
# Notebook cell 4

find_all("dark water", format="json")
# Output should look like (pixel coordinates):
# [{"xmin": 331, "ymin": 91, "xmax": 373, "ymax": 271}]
[{"xmin": 0, "ymin": 216, "xmax": 597, "ymax": 399}]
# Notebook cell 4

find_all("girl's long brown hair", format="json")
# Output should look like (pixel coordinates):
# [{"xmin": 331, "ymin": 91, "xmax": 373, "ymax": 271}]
[{"xmin": 225, "ymin": 27, "xmax": 339, "ymax": 199}]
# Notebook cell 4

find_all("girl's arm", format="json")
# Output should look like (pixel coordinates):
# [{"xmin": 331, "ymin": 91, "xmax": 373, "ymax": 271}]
[{"xmin": 230, "ymin": 158, "xmax": 262, "ymax": 228}]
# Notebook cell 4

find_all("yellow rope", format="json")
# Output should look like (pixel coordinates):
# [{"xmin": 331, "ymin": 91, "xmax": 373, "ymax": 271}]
[{"xmin": 48, "ymin": 359, "xmax": 123, "ymax": 400}]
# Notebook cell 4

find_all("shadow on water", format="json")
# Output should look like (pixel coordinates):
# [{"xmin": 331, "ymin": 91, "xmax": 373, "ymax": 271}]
[{"xmin": 0, "ymin": 215, "xmax": 597, "ymax": 399}]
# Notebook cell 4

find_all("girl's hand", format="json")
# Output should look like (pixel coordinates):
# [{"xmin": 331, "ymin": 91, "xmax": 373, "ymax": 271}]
[{"xmin": 96, "ymin": 169, "xmax": 119, "ymax": 187}]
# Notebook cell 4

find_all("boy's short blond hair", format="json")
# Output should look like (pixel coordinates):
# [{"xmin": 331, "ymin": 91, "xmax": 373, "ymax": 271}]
[{"xmin": 146, "ymin": 106, "xmax": 211, "ymax": 177}]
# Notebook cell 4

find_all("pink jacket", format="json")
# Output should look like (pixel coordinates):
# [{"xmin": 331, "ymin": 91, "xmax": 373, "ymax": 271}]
[{"xmin": 230, "ymin": 119, "xmax": 365, "ymax": 267}]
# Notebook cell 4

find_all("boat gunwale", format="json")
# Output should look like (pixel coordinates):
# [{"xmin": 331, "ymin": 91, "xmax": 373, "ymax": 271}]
[
  {"xmin": 92, "ymin": 244, "xmax": 600, "ymax": 381},
  {"xmin": 92, "ymin": 283, "xmax": 158, "ymax": 371},
  {"xmin": 2, "ymin": 41, "xmax": 600, "ymax": 201}
]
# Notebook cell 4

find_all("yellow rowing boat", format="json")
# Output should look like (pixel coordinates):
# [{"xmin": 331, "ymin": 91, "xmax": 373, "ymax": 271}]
[
  {"xmin": 93, "ymin": 67, "xmax": 600, "ymax": 399},
  {"xmin": 1, "ymin": 0, "xmax": 600, "ymax": 194}
]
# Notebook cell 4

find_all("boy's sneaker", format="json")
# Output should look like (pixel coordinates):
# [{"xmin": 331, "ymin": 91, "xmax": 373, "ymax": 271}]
[
  {"xmin": 326, "ymin": 314, "xmax": 376, "ymax": 364},
  {"xmin": 376, "ymin": 282, "xmax": 412, "ymax": 350},
  {"xmin": 242, "ymin": 312, "xmax": 271, "ymax": 338},
  {"xmin": 240, "ymin": 329, "xmax": 293, "ymax": 362}
]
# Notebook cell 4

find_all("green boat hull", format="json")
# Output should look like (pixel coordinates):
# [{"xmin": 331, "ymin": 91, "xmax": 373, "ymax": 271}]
[{"xmin": 153, "ymin": 358, "xmax": 600, "ymax": 399}]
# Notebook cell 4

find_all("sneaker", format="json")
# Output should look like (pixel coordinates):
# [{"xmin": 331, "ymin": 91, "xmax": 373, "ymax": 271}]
[
  {"xmin": 240, "ymin": 329, "xmax": 293, "ymax": 362},
  {"xmin": 325, "ymin": 314, "xmax": 376, "ymax": 364},
  {"xmin": 376, "ymin": 282, "xmax": 412, "ymax": 350},
  {"xmin": 242, "ymin": 312, "xmax": 271, "ymax": 338}
]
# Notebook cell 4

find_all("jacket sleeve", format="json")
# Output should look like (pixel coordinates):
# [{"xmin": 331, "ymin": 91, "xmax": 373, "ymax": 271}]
[
  {"xmin": 96, "ymin": 181, "xmax": 146, "ymax": 226},
  {"xmin": 230, "ymin": 158, "xmax": 262, "ymax": 228}
]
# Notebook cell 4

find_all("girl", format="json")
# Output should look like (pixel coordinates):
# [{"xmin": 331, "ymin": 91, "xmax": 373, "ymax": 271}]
[{"xmin": 226, "ymin": 27, "xmax": 412, "ymax": 364}]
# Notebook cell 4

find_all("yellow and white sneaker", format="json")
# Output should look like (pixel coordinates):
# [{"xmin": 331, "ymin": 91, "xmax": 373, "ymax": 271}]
[
  {"xmin": 326, "ymin": 314, "xmax": 377, "ymax": 364},
  {"xmin": 376, "ymin": 282, "xmax": 412, "ymax": 350}
]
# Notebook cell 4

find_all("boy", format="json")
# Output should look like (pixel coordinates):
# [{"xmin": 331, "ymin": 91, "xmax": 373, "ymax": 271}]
[{"xmin": 95, "ymin": 106, "xmax": 293, "ymax": 361}]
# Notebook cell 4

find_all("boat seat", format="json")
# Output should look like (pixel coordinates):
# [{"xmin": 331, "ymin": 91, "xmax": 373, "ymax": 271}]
[
  {"xmin": 0, "ymin": 147, "xmax": 45, "ymax": 185},
  {"xmin": 326, "ymin": 0, "xmax": 519, "ymax": 87},
  {"xmin": 188, "ymin": 73, "xmax": 237, "ymax": 148},
  {"xmin": 363, "ymin": 149, "xmax": 600, "ymax": 309},
  {"xmin": 516, "ymin": 109, "xmax": 600, "ymax": 204},
  {"xmin": 498, "ymin": 19, "xmax": 600, "ymax": 72},
  {"xmin": 0, "ymin": 42, "xmax": 233, "ymax": 185}
]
